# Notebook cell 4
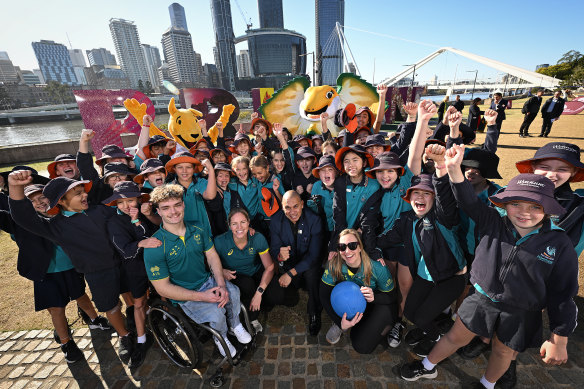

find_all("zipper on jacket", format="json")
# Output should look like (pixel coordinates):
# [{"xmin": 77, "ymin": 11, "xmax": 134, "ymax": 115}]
[{"xmin": 499, "ymin": 245, "xmax": 518, "ymax": 283}]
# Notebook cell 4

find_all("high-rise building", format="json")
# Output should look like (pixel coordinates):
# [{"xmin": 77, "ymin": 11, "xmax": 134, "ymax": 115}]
[
  {"xmin": 0, "ymin": 51, "xmax": 19, "ymax": 83},
  {"xmin": 193, "ymin": 51, "xmax": 204, "ymax": 79},
  {"xmin": 17, "ymin": 69, "xmax": 41, "ymax": 85},
  {"xmin": 33, "ymin": 69, "xmax": 45, "ymax": 84},
  {"xmin": 204, "ymin": 63, "xmax": 221, "ymax": 88},
  {"xmin": 109, "ymin": 18, "xmax": 150, "ymax": 88},
  {"xmin": 32, "ymin": 40, "xmax": 78, "ymax": 85},
  {"xmin": 258, "ymin": 0, "xmax": 284, "ymax": 29},
  {"xmin": 210, "ymin": 0, "xmax": 238, "ymax": 90},
  {"xmin": 169, "ymin": 3, "xmax": 188, "ymax": 31},
  {"xmin": 142, "ymin": 44, "xmax": 162, "ymax": 88},
  {"xmin": 158, "ymin": 62, "xmax": 171, "ymax": 84},
  {"xmin": 68, "ymin": 49, "xmax": 87, "ymax": 67},
  {"xmin": 245, "ymin": 29, "xmax": 306, "ymax": 76},
  {"xmin": 86, "ymin": 48, "xmax": 117, "ymax": 66},
  {"xmin": 315, "ymin": 0, "xmax": 345, "ymax": 85},
  {"xmin": 161, "ymin": 30, "xmax": 197, "ymax": 85},
  {"xmin": 237, "ymin": 50, "xmax": 252, "ymax": 78}
]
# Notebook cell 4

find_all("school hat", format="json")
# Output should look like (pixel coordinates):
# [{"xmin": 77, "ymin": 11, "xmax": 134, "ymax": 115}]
[
  {"xmin": 261, "ymin": 187, "xmax": 279, "ymax": 217},
  {"xmin": 335, "ymin": 144, "xmax": 375, "ymax": 173},
  {"xmin": 402, "ymin": 174, "xmax": 435, "ymax": 203},
  {"xmin": 43, "ymin": 177, "xmax": 92, "ymax": 216},
  {"xmin": 334, "ymin": 103, "xmax": 358, "ymax": 132},
  {"xmin": 192, "ymin": 149, "xmax": 210, "ymax": 162},
  {"xmin": 515, "ymin": 142, "xmax": 584, "ymax": 182},
  {"xmin": 96, "ymin": 145, "xmax": 131, "ymax": 166},
  {"xmin": 251, "ymin": 117, "xmax": 272, "ymax": 136},
  {"xmin": 228, "ymin": 133, "xmax": 252, "ymax": 154},
  {"xmin": 0, "ymin": 166, "xmax": 50, "ymax": 189},
  {"xmin": 293, "ymin": 134, "xmax": 313, "ymax": 148},
  {"xmin": 312, "ymin": 134, "xmax": 325, "ymax": 144},
  {"xmin": 214, "ymin": 162, "xmax": 235, "ymax": 176},
  {"xmin": 134, "ymin": 158, "xmax": 166, "ymax": 184},
  {"xmin": 366, "ymin": 152, "xmax": 404, "ymax": 178},
  {"xmin": 312, "ymin": 155, "xmax": 338, "ymax": 178},
  {"xmin": 143, "ymin": 135, "xmax": 175, "ymax": 159},
  {"xmin": 209, "ymin": 147, "xmax": 233, "ymax": 164},
  {"xmin": 47, "ymin": 154, "xmax": 77, "ymax": 179},
  {"xmin": 224, "ymin": 136, "xmax": 235, "ymax": 146},
  {"xmin": 364, "ymin": 134, "xmax": 391, "ymax": 150},
  {"xmin": 102, "ymin": 181, "xmax": 149, "ymax": 206},
  {"xmin": 489, "ymin": 174, "xmax": 565, "ymax": 215},
  {"xmin": 24, "ymin": 184, "xmax": 46, "ymax": 198},
  {"xmin": 188, "ymin": 138, "xmax": 212, "ymax": 154},
  {"xmin": 461, "ymin": 148, "xmax": 502, "ymax": 179},
  {"xmin": 164, "ymin": 151, "xmax": 203, "ymax": 174},
  {"xmin": 296, "ymin": 146, "xmax": 317, "ymax": 162},
  {"xmin": 354, "ymin": 106, "xmax": 376, "ymax": 128},
  {"xmin": 103, "ymin": 162, "xmax": 136, "ymax": 180}
]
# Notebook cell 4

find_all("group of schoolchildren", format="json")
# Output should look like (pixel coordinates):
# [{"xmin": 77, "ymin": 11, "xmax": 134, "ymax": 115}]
[{"xmin": 0, "ymin": 90, "xmax": 581, "ymax": 389}]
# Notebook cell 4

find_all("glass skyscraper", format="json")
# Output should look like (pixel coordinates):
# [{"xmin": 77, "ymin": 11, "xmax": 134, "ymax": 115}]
[
  {"xmin": 86, "ymin": 48, "xmax": 117, "ymax": 66},
  {"xmin": 109, "ymin": 18, "xmax": 150, "ymax": 89},
  {"xmin": 258, "ymin": 0, "xmax": 284, "ymax": 29},
  {"xmin": 315, "ymin": 0, "xmax": 344, "ymax": 86},
  {"xmin": 245, "ymin": 30, "xmax": 306, "ymax": 76},
  {"xmin": 32, "ymin": 40, "xmax": 78, "ymax": 85},
  {"xmin": 210, "ymin": 0, "xmax": 238, "ymax": 90},
  {"xmin": 169, "ymin": 3, "xmax": 188, "ymax": 31}
]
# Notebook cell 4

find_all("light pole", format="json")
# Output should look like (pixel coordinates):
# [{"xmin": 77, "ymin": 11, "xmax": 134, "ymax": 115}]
[
  {"xmin": 300, "ymin": 52, "xmax": 316, "ymax": 86},
  {"xmin": 466, "ymin": 70, "xmax": 478, "ymax": 100},
  {"xmin": 403, "ymin": 64, "xmax": 416, "ymax": 87}
]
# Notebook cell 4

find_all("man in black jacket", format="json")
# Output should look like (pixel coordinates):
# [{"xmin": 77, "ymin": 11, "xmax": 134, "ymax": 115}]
[
  {"xmin": 269, "ymin": 191, "xmax": 324, "ymax": 335},
  {"xmin": 539, "ymin": 91, "xmax": 566, "ymax": 137},
  {"xmin": 489, "ymin": 93, "xmax": 507, "ymax": 134},
  {"xmin": 519, "ymin": 89, "xmax": 544, "ymax": 137},
  {"xmin": 451, "ymin": 95, "xmax": 464, "ymax": 113}
]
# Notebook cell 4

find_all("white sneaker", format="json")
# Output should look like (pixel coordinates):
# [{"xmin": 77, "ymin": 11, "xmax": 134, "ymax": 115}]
[
  {"xmin": 231, "ymin": 323, "xmax": 252, "ymax": 344},
  {"xmin": 251, "ymin": 320, "xmax": 263, "ymax": 333},
  {"xmin": 213, "ymin": 336, "xmax": 236, "ymax": 358},
  {"xmin": 326, "ymin": 323, "xmax": 343, "ymax": 344}
]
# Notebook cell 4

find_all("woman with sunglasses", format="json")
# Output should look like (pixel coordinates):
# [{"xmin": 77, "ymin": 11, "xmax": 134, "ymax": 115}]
[{"xmin": 319, "ymin": 229, "xmax": 396, "ymax": 354}]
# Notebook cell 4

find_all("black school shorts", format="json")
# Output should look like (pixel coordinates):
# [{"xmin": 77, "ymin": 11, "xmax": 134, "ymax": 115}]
[
  {"xmin": 84, "ymin": 267, "xmax": 123, "ymax": 312},
  {"xmin": 382, "ymin": 246, "xmax": 408, "ymax": 267},
  {"xmin": 120, "ymin": 259, "xmax": 148, "ymax": 299},
  {"xmin": 33, "ymin": 269, "xmax": 86, "ymax": 311},
  {"xmin": 457, "ymin": 288, "xmax": 543, "ymax": 353}
]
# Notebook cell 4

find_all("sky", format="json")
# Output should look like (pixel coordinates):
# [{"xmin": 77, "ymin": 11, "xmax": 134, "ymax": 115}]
[{"xmin": 2, "ymin": 0, "xmax": 583, "ymax": 86}]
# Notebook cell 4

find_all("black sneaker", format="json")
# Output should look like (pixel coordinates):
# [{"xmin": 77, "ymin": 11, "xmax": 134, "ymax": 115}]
[
  {"xmin": 118, "ymin": 334, "xmax": 134, "ymax": 364},
  {"xmin": 457, "ymin": 336, "xmax": 490, "ymax": 360},
  {"xmin": 387, "ymin": 321, "xmax": 405, "ymax": 348},
  {"xmin": 129, "ymin": 335, "xmax": 153, "ymax": 369},
  {"xmin": 61, "ymin": 339, "xmax": 84, "ymax": 364},
  {"xmin": 413, "ymin": 335, "xmax": 439, "ymax": 357},
  {"xmin": 405, "ymin": 327, "xmax": 426, "ymax": 347},
  {"xmin": 400, "ymin": 359, "xmax": 438, "ymax": 381},
  {"xmin": 308, "ymin": 314, "xmax": 321, "ymax": 336},
  {"xmin": 496, "ymin": 360, "xmax": 517, "ymax": 389},
  {"xmin": 88, "ymin": 316, "xmax": 111, "ymax": 331}
]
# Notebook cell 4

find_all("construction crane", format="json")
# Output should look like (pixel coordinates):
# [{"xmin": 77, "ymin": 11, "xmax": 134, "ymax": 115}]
[{"xmin": 233, "ymin": 0, "xmax": 253, "ymax": 30}]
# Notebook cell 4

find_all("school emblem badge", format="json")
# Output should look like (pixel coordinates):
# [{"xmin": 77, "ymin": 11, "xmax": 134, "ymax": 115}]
[
  {"xmin": 150, "ymin": 266, "xmax": 160, "ymax": 276},
  {"xmin": 537, "ymin": 246, "xmax": 556, "ymax": 264}
]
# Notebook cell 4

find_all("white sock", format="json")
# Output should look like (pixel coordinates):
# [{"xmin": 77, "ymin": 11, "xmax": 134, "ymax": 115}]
[
  {"xmin": 479, "ymin": 375, "xmax": 495, "ymax": 389},
  {"xmin": 137, "ymin": 334, "xmax": 147, "ymax": 344},
  {"xmin": 422, "ymin": 357, "xmax": 436, "ymax": 371}
]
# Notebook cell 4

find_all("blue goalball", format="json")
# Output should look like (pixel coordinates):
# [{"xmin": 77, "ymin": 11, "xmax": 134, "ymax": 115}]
[{"xmin": 330, "ymin": 281, "xmax": 366, "ymax": 320}]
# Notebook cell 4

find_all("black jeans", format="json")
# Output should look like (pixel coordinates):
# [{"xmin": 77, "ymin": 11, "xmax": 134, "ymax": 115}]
[
  {"xmin": 404, "ymin": 274, "xmax": 466, "ymax": 340},
  {"xmin": 519, "ymin": 113, "xmax": 537, "ymax": 135},
  {"xmin": 269, "ymin": 265, "xmax": 322, "ymax": 315},
  {"xmin": 541, "ymin": 115, "xmax": 554, "ymax": 136}
]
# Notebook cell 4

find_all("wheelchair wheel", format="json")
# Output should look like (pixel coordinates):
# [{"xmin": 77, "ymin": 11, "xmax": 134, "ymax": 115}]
[{"xmin": 147, "ymin": 299, "xmax": 203, "ymax": 369}]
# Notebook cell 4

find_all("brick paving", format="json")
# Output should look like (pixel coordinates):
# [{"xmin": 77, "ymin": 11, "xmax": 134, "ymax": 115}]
[{"xmin": 1, "ymin": 308, "xmax": 583, "ymax": 389}]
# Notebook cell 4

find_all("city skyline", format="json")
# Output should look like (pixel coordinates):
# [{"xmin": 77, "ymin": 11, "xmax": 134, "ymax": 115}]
[{"xmin": 2, "ymin": 0, "xmax": 584, "ymax": 87}]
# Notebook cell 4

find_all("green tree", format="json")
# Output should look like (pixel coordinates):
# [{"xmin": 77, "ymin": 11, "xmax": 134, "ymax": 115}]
[
  {"xmin": 45, "ymin": 81, "xmax": 73, "ymax": 104},
  {"xmin": 557, "ymin": 50, "xmax": 583, "ymax": 64},
  {"xmin": 145, "ymin": 80, "xmax": 154, "ymax": 94},
  {"xmin": 138, "ymin": 79, "xmax": 145, "ymax": 93},
  {"xmin": 0, "ymin": 84, "xmax": 11, "ymax": 110},
  {"xmin": 536, "ymin": 62, "xmax": 573, "ymax": 80}
]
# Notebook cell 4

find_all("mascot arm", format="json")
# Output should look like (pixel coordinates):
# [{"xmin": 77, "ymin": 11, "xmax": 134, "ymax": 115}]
[
  {"xmin": 259, "ymin": 77, "xmax": 309, "ymax": 136},
  {"xmin": 123, "ymin": 98, "xmax": 166, "ymax": 138},
  {"xmin": 207, "ymin": 104, "xmax": 236, "ymax": 144},
  {"xmin": 337, "ymin": 73, "xmax": 379, "ymax": 111}
]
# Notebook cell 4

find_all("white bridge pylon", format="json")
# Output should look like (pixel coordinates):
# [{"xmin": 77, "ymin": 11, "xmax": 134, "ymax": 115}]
[{"xmin": 378, "ymin": 47, "xmax": 560, "ymax": 89}]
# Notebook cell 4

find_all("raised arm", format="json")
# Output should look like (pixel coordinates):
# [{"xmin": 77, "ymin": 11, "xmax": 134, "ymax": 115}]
[
  {"xmin": 200, "ymin": 159, "xmax": 217, "ymax": 200},
  {"xmin": 373, "ymin": 85, "xmax": 388, "ymax": 133},
  {"xmin": 135, "ymin": 115, "xmax": 153, "ymax": 161},
  {"xmin": 407, "ymin": 99, "xmax": 437, "ymax": 175}
]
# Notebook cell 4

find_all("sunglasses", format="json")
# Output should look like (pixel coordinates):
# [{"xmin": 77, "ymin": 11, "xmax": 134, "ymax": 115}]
[{"xmin": 338, "ymin": 242, "xmax": 359, "ymax": 252}]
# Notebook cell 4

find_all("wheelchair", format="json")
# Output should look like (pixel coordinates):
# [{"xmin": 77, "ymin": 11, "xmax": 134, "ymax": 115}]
[{"xmin": 147, "ymin": 293, "xmax": 259, "ymax": 387}]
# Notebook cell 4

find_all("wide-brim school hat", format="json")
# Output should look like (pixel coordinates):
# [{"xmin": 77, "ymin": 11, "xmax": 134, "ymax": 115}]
[
  {"xmin": 47, "ymin": 154, "xmax": 76, "ymax": 179},
  {"xmin": 0, "ymin": 166, "xmax": 50, "ymax": 190},
  {"xmin": 134, "ymin": 158, "xmax": 166, "ymax": 184},
  {"xmin": 143, "ymin": 135, "xmax": 175, "ymax": 159},
  {"xmin": 366, "ymin": 152, "xmax": 404, "ymax": 178},
  {"xmin": 103, "ymin": 162, "xmax": 136, "ymax": 180},
  {"xmin": 312, "ymin": 155, "xmax": 338, "ymax": 179},
  {"xmin": 364, "ymin": 134, "xmax": 391, "ymax": 150},
  {"xmin": 402, "ymin": 174, "xmax": 435, "ymax": 203},
  {"xmin": 261, "ymin": 187, "xmax": 280, "ymax": 217},
  {"xmin": 335, "ymin": 144, "xmax": 374, "ymax": 173},
  {"xmin": 228, "ymin": 133, "xmax": 252, "ymax": 154},
  {"xmin": 44, "ymin": 177, "xmax": 92, "ymax": 216},
  {"xmin": 251, "ymin": 117, "xmax": 272, "ymax": 136},
  {"xmin": 188, "ymin": 139, "xmax": 212, "ymax": 154},
  {"xmin": 214, "ymin": 162, "xmax": 235, "ymax": 176},
  {"xmin": 209, "ymin": 148, "xmax": 233, "ymax": 164},
  {"xmin": 489, "ymin": 173, "xmax": 565, "ymax": 216},
  {"xmin": 24, "ymin": 184, "xmax": 46, "ymax": 198},
  {"xmin": 293, "ymin": 134, "xmax": 313, "ymax": 148},
  {"xmin": 312, "ymin": 134, "xmax": 325, "ymax": 143},
  {"xmin": 96, "ymin": 145, "xmax": 132, "ymax": 166},
  {"xmin": 165, "ymin": 151, "xmax": 203, "ymax": 174},
  {"xmin": 296, "ymin": 146, "xmax": 317, "ymax": 162},
  {"xmin": 461, "ymin": 148, "xmax": 502, "ymax": 179},
  {"xmin": 102, "ymin": 181, "xmax": 149, "ymax": 206},
  {"xmin": 515, "ymin": 142, "xmax": 584, "ymax": 182}
]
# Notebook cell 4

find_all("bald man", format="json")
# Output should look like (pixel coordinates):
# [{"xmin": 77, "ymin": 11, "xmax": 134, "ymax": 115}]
[{"xmin": 269, "ymin": 191, "xmax": 325, "ymax": 335}]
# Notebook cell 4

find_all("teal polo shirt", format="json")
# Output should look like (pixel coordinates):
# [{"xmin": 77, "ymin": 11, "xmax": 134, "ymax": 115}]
[
  {"xmin": 345, "ymin": 176, "xmax": 380, "ymax": 229},
  {"xmin": 181, "ymin": 177, "xmax": 212, "ymax": 236},
  {"xmin": 380, "ymin": 165, "xmax": 414, "ymax": 233},
  {"xmin": 214, "ymin": 231, "xmax": 269, "ymax": 276},
  {"xmin": 144, "ymin": 223, "xmax": 214, "ymax": 302},
  {"xmin": 321, "ymin": 259, "xmax": 394, "ymax": 292},
  {"xmin": 229, "ymin": 178, "xmax": 260, "ymax": 218},
  {"xmin": 309, "ymin": 180, "xmax": 334, "ymax": 231}
]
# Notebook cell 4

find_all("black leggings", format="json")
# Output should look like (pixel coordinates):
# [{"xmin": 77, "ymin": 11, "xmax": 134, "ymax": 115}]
[
  {"xmin": 268, "ymin": 266, "xmax": 322, "ymax": 315},
  {"xmin": 403, "ymin": 274, "xmax": 466, "ymax": 340}
]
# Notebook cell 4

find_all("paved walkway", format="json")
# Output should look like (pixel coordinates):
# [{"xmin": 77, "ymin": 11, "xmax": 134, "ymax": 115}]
[{"xmin": 1, "ymin": 310, "xmax": 583, "ymax": 389}]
